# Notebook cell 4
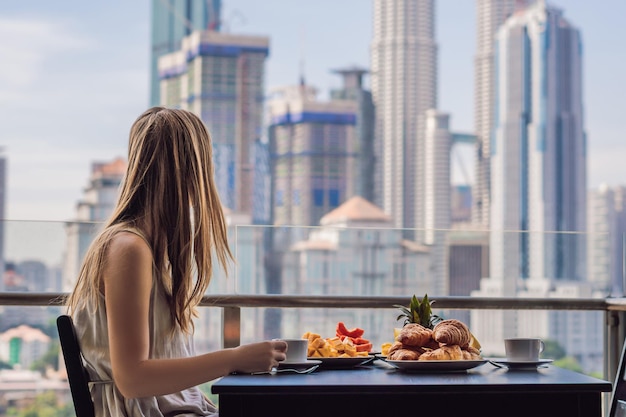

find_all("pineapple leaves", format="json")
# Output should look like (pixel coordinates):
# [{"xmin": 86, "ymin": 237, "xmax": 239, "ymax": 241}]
[{"xmin": 395, "ymin": 294, "xmax": 442, "ymax": 329}]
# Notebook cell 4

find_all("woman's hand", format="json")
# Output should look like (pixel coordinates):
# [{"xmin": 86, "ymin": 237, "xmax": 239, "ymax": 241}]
[{"xmin": 230, "ymin": 340, "xmax": 288, "ymax": 374}]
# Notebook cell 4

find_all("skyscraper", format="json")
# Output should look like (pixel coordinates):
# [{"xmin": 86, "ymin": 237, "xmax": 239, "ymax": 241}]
[
  {"xmin": 267, "ymin": 83, "xmax": 358, "ymax": 230},
  {"xmin": 159, "ymin": 30, "xmax": 269, "ymax": 214},
  {"xmin": 473, "ymin": 0, "xmax": 528, "ymax": 227},
  {"xmin": 587, "ymin": 185, "xmax": 626, "ymax": 296},
  {"xmin": 371, "ymin": 0, "xmax": 437, "ymax": 232},
  {"xmin": 329, "ymin": 67, "xmax": 376, "ymax": 205},
  {"xmin": 472, "ymin": 1, "xmax": 588, "ymax": 356},
  {"xmin": 423, "ymin": 110, "xmax": 452, "ymax": 296},
  {"xmin": 423, "ymin": 110, "xmax": 451, "ymax": 246},
  {"xmin": 251, "ymin": 139, "xmax": 271, "ymax": 225},
  {"xmin": 490, "ymin": 0, "xmax": 586, "ymax": 285},
  {"xmin": 63, "ymin": 158, "xmax": 127, "ymax": 291},
  {"xmin": 150, "ymin": 0, "xmax": 222, "ymax": 107}
]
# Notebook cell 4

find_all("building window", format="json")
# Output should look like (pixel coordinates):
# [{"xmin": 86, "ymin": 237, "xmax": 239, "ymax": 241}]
[
  {"xmin": 276, "ymin": 190, "xmax": 284, "ymax": 206},
  {"xmin": 293, "ymin": 190, "xmax": 300, "ymax": 206},
  {"xmin": 329, "ymin": 189, "xmax": 340, "ymax": 207},
  {"xmin": 313, "ymin": 189, "xmax": 324, "ymax": 206}
]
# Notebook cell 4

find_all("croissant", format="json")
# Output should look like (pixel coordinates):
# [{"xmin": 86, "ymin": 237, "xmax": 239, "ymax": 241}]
[
  {"xmin": 465, "ymin": 346, "xmax": 481, "ymax": 357},
  {"xmin": 396, "ymin": 323, "xmax": 434, "ymax": 347},
  {"xmin": 419, "ymin": 345, "xmax": 464, "ymax": 361},
  {"xmin": 432, "ymin": 319, "xmax": 471, "ymax": 348},
  {"xmin": 388, "ymin": 348, "xmax": 422, "ymax": 360},
  {"xmin": 387, "ymin": 341, "xmax": 405, "ymax": 357},
  {"xmin": 424, "ymin": 337, "xmax": 440, "ymax": 350},
  {"xmin": 460, "ymin": 348, "xmax": 482, "ymax": 360},
  {"xmin": 388, "ymin": 340, "xmax": 425, "ymax": 355}
]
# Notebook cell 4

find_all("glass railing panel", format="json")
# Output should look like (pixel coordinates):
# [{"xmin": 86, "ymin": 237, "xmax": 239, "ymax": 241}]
[
  {"xmin": 3, "ymin": 220, "xmax": 77, "ymax": 293},
  {"xmin": 227, "ymin": 224, "xmax": 466, "ymax": 297},
  {"xmin": 227, "ymin": 225, "xmax": 612, "ymax": 298}
]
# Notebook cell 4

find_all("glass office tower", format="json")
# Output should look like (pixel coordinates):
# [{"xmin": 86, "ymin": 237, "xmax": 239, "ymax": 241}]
[{"xmin": 490, "ymin": 1, "xmax": 586, "ymax": 285}]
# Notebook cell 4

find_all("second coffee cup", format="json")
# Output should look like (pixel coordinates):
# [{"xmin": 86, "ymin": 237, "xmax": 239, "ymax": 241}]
[{"xmin": 504, "ymin": 338, "xmax": 545, "ymax": 361}]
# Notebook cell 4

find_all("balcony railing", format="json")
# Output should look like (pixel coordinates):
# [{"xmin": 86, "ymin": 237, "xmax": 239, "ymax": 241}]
[{"xmin": 3, "ymin": 291, "xmax": 626, "ymax": 385}]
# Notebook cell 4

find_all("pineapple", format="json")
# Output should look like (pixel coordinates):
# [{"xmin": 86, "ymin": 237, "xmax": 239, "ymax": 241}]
[
  {"xmin": 394, "ymin": 294, "xmax": 482, "ymax": 351},
  {"xmin": 394, "ymin": 294, "xmax": 442, "ymax": 330}
]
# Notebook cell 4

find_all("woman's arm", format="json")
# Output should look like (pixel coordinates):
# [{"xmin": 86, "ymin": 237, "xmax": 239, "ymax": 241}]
[{"xmin": 103, "ymin": 232, "xmax": 287, "ymax": 399}]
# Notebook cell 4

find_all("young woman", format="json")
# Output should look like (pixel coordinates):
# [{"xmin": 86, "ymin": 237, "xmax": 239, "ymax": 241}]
[{"xmin": 66, "ymin": 107, "xmax": 287, "ymax": 416}]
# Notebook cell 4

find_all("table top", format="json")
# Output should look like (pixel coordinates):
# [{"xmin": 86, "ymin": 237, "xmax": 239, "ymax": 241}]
[{"xmin": 212, "ymin": 360, "xmax": 612, "ymax": 395}]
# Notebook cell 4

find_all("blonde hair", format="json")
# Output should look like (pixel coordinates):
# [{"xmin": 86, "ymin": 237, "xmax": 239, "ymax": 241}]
[{"xmin": 67, "ymin": 107, "xmax": 233, "ymax": 333}]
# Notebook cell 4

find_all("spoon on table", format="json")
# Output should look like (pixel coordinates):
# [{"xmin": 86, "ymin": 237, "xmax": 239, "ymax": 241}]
[{"xmin": 251, "ymin": 364, "xmax": 320, "ymax": 375}]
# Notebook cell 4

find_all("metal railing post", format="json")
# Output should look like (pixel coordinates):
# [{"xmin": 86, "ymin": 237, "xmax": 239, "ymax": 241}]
[
  {"xmin": 606, "ymin": 311, "xmax": 626, "ymax": 380},
  {"xmin": 222, "ymin": 306, "xmax": 241, "ymax": 349}
]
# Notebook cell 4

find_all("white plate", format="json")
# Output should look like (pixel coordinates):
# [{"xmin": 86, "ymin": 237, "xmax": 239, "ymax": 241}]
[
  {"xmin": 278, "ymin": 359, "xmax": 322, "ymax": 370},
  {"xmin": 488, "ymin": 358, "xmax": 553, "ymax": 369},
  {"xmin": 385, "ymin": 359, "xmax": 488, "ymax": 372},
  {"xmin": 310, "ymin": 356, "xmax": 374, "ymax": 369}
]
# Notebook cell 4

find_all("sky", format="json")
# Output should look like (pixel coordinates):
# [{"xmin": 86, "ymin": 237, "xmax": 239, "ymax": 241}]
[{"xmin": 1, "ymin": 0, "xmax": 625, "ymax": 222}]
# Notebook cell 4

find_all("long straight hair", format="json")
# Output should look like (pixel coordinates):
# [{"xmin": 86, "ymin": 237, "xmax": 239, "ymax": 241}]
[{"xmin": 67, "ymin": 107, "xmax": 233, "ymax": 333}]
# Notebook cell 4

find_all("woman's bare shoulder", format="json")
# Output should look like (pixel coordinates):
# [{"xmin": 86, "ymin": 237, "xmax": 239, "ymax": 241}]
[{"xmin": 107, "ymin": 230, "xmax": 152, "ymax": 261}]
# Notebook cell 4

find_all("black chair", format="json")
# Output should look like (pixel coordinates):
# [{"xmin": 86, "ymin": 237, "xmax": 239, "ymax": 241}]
[{"xmin": 57, "ymin": 315, "xmax": 96, "ymax": 417}]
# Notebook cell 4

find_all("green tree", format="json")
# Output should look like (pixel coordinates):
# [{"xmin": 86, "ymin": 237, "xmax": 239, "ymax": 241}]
[
  {"xmin": 30, "ymin": 343, "xmax": 59, "ymax": 373},
  {"xmin": 542, "ymin": 339, "xmax": 566, "ymax": 360},
  {"xmin": 553, "ymin": 356, "xmax": 584, "ymax": 373},
  {"xmin": 7, "ymin": 391, "xmax": 73, "ymax": 417}
]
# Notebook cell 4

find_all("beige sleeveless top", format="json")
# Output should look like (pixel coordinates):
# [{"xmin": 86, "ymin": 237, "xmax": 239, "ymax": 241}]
[{"xmin": 72, "ymin": 228, "xmax": 219, "ymax": 417}]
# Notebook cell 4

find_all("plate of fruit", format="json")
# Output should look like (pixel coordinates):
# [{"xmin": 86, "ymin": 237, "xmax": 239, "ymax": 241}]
[{"xmin": 303, "ymin": 322, "xmax": 375, "ymax": 369}]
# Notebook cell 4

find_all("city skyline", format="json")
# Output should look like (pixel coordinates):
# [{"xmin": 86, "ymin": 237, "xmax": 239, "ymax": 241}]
[
  {"xmin": 0, "ymin": 0, "xmax": 625, "ymax": 221},
  {"xmin": 0, "ymin": 1, "xmax": 615, "ymax": 376}
]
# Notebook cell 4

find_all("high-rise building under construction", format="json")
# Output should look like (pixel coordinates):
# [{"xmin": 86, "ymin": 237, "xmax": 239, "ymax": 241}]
[
  {"xmin": 150, "ymin": 0, "xmax": 222, "ymax": 107},
  {"xmin": 158, "ymin": 30, "xmax": 269, "ymax": 214},
  {"xmin": 267, "ymin": 83, "xmax": 358, "ymax": 230}
]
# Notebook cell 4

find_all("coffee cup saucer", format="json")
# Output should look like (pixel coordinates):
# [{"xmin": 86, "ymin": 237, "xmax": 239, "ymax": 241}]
[
  {"xmin": 278, "ymin": 359, "xmax": 322, "ymax": 370},
  {"xmin": 488, "ymin": 357, "xmax": 553, "ymax": 370}
]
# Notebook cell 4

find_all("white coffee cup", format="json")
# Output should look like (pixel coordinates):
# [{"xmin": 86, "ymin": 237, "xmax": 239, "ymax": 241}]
[
  {"xmin": 504, "ymin": 338, "xmax": 545, "ymax": 362},
  {"xmin": 280, "ymin": 338, "xmax": 308, "ymax": 364}
]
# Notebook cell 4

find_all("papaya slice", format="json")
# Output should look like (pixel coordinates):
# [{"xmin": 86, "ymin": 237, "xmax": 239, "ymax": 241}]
[{"xmin": 336, "ymin": 322, "xmax": 364, "ymax": 338}]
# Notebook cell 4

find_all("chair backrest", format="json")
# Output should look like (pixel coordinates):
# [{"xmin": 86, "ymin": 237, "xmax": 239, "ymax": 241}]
[
  {"xmin": 57, "ymin": 315, "xmax": 95, "ymax": 417},
  {"xmin": 610, "ymin": 339, "xmax": 626, "ymax": 417}
]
